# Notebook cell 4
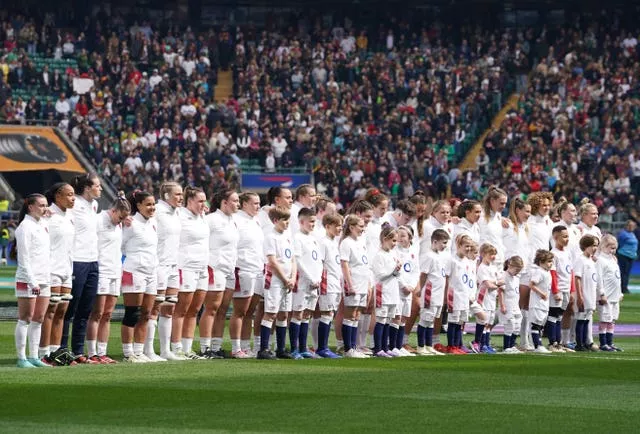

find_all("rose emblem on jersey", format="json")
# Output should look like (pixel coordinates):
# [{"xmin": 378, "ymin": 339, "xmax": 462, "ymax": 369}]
[{"xmin": 285, "ymin": 248, "xmax": 292, "ymax": 258}]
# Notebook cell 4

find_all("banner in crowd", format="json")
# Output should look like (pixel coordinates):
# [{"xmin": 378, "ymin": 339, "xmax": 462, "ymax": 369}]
[
  {"xmin": 72, "ymin": 77, "xmax": 95, "ymax": 95},
  {"xmin": 0, "ymin": 126, "xmax": 85, "ymax": 173},
  {"xmin": 241, "ymin": 173, "xmax": 313, "ymax": 192}
]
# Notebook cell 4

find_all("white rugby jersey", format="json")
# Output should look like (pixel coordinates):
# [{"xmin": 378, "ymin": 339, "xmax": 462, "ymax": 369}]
[
  {"xmin": 234, "ymin": 210, "xmax": 264, "ymax": 274},
  {"xmin": 551, "ymin": 246, "xmax": 573, "ymax": 293},
  {"xmin": 596, "ymin": 253, "xmax": 622, "ymax": 302},
  {"xmin": 479, "ymin": 211, "xmax": 505, "ymax": 262},
  {"xmin": 477, "ymin": 262, "xmax": 499, "ymax": 310},
  {"xmin": 420, "ymin": 248, "xmax": 448, "ymax": 308},
  {"xmin": 312, "ymin": 223, "xmax": 326, "ymax": 240},
  {"xmin": 453, "ymin": 218, "xmax": 480, "ymax": 245},
  {"xmin": 528, "ymin": 264, "xmax": 551, "ymax": 311},
  {"xmin": 364, "ymin": 217, "xmax": 382, "ymax": 254},
  {"xmin": 97, "ymin": 211, "xmax": 123, "ymax": 278},
  {"xmin": 15, "ymin": 215, "xmax": 50, "ymax": 287},
  {"xmin": 372, "ymin": 248, "xmax": 400, "ymax": 306},
  {"xmin": 264, "ymin": 227, "xmax": 294, "ymax": 285},
  {"xmin": 554, "ymin": 221, "xmax": 581, "ymax": 261},
  {"xmin": 397, "ymin": 244, "xmax": 420, "ymax": 291},
  {"xmin": 502, "ymin": 272, "xmax": 520, "ymax": 314},
  {"xmin": 528, "ymin": 214, "xmax": 553, "ymax": 261},
  {"xmin": 155, "ymin": 200, "xmax": 181, "ymax": 267},
  {"xmin": 206, "ymin": 209, "xmax": 239, "ymax": 275},
  {"xmin": 577, "ymin": 222, "xmax": 602, "ymax": 240},
  {"xmin": 257, "ymin": 206, "xmax": 274, "ymax": 235},
  {"xmin": 573, "ymin": 254, "xmax": 602, "ymax": 310},
  {"xmin": 448, "ymin": 255, "xmax": 476, "ymax": 311},
  {"xmin": 339, "ymin": 236, "xmax": 370, "ymax": 294},
  {"xmin": 419, "ymin": 216, "xmax": 453, "ymax": 267},
  {"xmin": 71, "ymin": 195, "xmax": 99, "ymax": 262},
  {"xmin": 288, "ymin": 201, "xmax": 304, "ymax": 236},
  {"xmin": 179, "ymin": 207, "xmax": 209, "ymax": 272},
  {"xmin": 47, "ymin": 203, "xmax": 74, "ymax": 277},
  {"xmin": 122, "ymin": 213, "xmax": 158, "ymax": 275},
  {"xmin": 294, "ymin": 231, "xmax": 323, "ymax": 286},
  {"xmin": 320, "ymin": 235, "xmax": 342, "ymax": 294},
  {"xmin": 502, "ymin": 221, "xmax": 529, "ymax": 266}
]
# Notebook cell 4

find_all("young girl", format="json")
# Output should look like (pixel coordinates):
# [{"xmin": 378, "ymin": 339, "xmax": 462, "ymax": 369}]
[
  {"xmin": 498, "ymin": 256, "xmax": 524, "ymax": 353},
  {"xmin": 446, "ymin": 234, "xmax": 475, "ymax": 354},
  {"xmin": 339, "ymin": 214, "xmax": 370, "ymax": 358},
  {"xmin": 464, "ymin": 241, "xmax": 486, "ymax": 354},
  {"xmin": 479, "ymin": 186, "xmax": 508, "ymax": 266},
  {"xmin": 574, "ymin": 235, "xmax": 603, "ymax": 352},
  {"xmin": 596, "ymin": 234, "xmax": 623, "ymax": 351},
  {"xmin": 393, "ymin": 225, "xmax": 419, "ymax": 357},
  {"xmin": 371, "ymin": 226, "xmax": 401, "ymax": 357},
  {"xmin": 474, "ymin": 243, "xmax": 504, "ymax": 354},
  {"xmin": 528, "ymin": 249, "xmax": 555, "ymax": 354},
  {"xmin": 13, "ymin": 194, "xmax": 51, "ymax": 368}
]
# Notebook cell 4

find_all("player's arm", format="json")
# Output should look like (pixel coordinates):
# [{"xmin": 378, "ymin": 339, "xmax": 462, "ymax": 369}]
[
  {"xmin": 497, "ymin": 286, "xmax": 506, "ymax": 314},
  {"xmin": 341, "ymin": 260, "xmax": 354, "ymax": 295},
  {"xmin": 574, "ymin": 275, "xmax": 584, "ymax": 311}
]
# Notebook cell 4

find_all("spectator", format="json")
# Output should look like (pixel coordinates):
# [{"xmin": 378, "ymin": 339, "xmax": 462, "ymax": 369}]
[{"xmin": 617, "ymin": 220, "xmax": 638, "ymax": 294}]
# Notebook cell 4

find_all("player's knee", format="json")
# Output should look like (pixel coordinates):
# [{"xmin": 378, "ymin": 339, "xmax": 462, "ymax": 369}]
[{"xmin": 122, "ymin": 306, "xmax": 141, "ymax": 327}]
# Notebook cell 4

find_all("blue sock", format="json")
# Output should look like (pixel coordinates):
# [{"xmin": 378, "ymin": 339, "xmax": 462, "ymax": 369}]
[
  {"xmin": 575, "ymin": 321, "xmax": 584, "ymax": 347},
  {"xmin": 475, "ymin": 323, "xmax": 484, "ymax": 344},
  {"xmin": 350, "ymin": 325, "xmax": 358, "ymax": 349},
  {"xmin": 289, "ymin": 322, "xmax": 300, "ymax": 352},
  {"xmin": 260, "ymin": 325, "xmax": 271, "ymax": 351},
  {"xmin": 545, "ymin": 321, "xmax": 555, "ymax": 345},
  {"xmin": 276, "ymin": 326, "xmax": 287, "ymax": 352},
  {"xmin": 417, "ymin": 325, "xmax": 426, "ymax": 347},
  {"xmin": 426, "ymin": 327, "xmax": 434, "ymax": 347},
  {"xmin": 532, "ymin": 329, "xmax": 541, "ymax": 348},
  {"xmin": 599, "ymin": 333, "xmax": 606, "ymax": 347},
  {"xmin": 511, "ymin": 334, "xmax": 518, "ymax": 348},
  {"xmin": 382, "ymin": 324, "xmax": 390, "ymax": 351},
  {"xmin": 606, "ymin": 332, "xmax": 613, "ymax": 347},
  {"xmin": 486, "ymin": 331, "xmax": 492, "ymax": 347},
  {"xmin": 447, "ymin": 323, "xmax": 455, "ymax": 347},
  {"xmin": 455, "ymin": 324, "xmax": 463, "ymax": 347},
  {"xmin": 299, "ymin": 321, "xmax": 309, "ymax": 351},
  {"xmin": 342, "ymin": 324, "xmax": 352, "ymax": 350},
  {"xmin": 317, "ymin": 321, "xmax": 329, "ymax": 352},
  {"xmin": 555, "ymin": 321, "xmax": 562, "ymax": 345},
  {"xmin": 503, "ymin": 334, "xmax": 510, "ymax": 349},
  {"xmin": 388, "ymin": 325, "xmax": 398, "ymax": 351},
  {"xmin": 373, "ymin": 322, "xmax": 384, "ymax": 352},
  {"xmin": 396, "ymin": 326, "xmax": 405, "ymax": 350},
  {"xmin": 581, "ymin": 321, "xmax": 589, "ymax": 346}
]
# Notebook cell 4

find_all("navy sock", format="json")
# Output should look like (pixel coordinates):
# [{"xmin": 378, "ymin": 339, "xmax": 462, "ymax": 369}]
[
  {"xmin": 289, "ymin": 322, "xmax": 300, "ymax": 352},
  {"xmin": 503, "ymin": 334, "xmax": 510, "ymax": 349},
  {"xmin": 545, "ymin": 321, "xmax": 555, "ymax": 345},
  {"xmin": 373, "ymin": 323, "xmax": 384, "ymax": 352},
  {"xmin": 487, "ymin": 331, "xmax": 492, "ymax": 347},
  {"xmin": 396, "ymin": 326, "xmax": 405, "ymax": 350},
  {"xmin": 575, "ymin": 321, "xmax": 584, "ymax": 347},
  {"xmin": 426, "ymin": 327, "xmax": 434, "ymax": 347},
  {"xmin": 350, "ymin": 325, "xmax": 358, "ymax": 349},
  {"xmin": 599, "ymin": 333, "xmax": 606, "ymax": 347},
  {"xmin": 606, "ymin": 332, "xmax": 613, "ymax": 347},
  {"xmin": 276, "ymin": 326, "xmax": 287, "ymax": 352},
  {"xmin": 555, "ymin": 321, "xmax": 562, "ymax": 345},
  {"xmin": 511, "ymin": 334, "xmax": 518, "ymax": 348},
  {"xmin": 475, "ymin": 323, "xmax": 484, "ymax": 344},
  {"xmin": 447, "ymin": 322, "xmax": 455, "ymax": 347},
  {"xmin": 299, "ymin": 322, "xmax": 309, "ymax": 351},
  {"xmin": 260, "ymin": 325, "xmax": 271, "ymax": 351},
  {"xmin": 388, "ymin": 325, "xmax": 398, "ymax": 350},
  {"xmin": 317, "ymin": 321, "xmax": 329, "ymax": 352},
  {"xmin": 382, "ymin": 324, "xmax": 390, "ymax": 351},
  {"xmin": 342, "ymin": 324, "xmax": 352, "ymax": 351},
  {"xmin": 417, "ymin": 325, "xmax": 426, "ymax": 347},
  {"xmin": 582, "ymin": 321, "xmax": 589, "ymax": 346},
  {"xmin": 532, "ymin": 329, "xmax": 541, "ymax": 348},
  {"xmin": 455, "ymin": 324, "xmax": 463, "ymax": 347}
]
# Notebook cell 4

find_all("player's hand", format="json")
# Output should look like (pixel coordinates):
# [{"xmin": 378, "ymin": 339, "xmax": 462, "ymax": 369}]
[
  {"xmin": 598, "ymin": 295, "xmax": 608, "ymax": 305},
  {"xmin": 402, "ymin": 286, "xmax": 412, "ymax": 296},
  {"xmin": 123, "ymin": 216, "xmax": 133, "ymax": 227},
  {"xmin": 311, "ymin": 282, "xmax": 320, "ymax": 289},
  {"xmin": 500, "ymin": 305, "xmax": 507, "ymax": 314},
  {"xmin": 539, "ymin": 292, "xmax": 547, "ymax": 301},
  {"xmin": 553, "ymin": 293, "xmax": 562, "ymax": 302},
  {"xmin": 30, "ymin": 284, "xmax": 40, "ymax": 296},
  {"xmin": 577, "ymin": 298, "xmax": 584, "ymax": 311},
  {"xmin": 620, "ymin": 294, "xmax": 624, "ymax": 302},
  {"xmin": 501, "ymin": 217, "xmax": 510, "ymax": 229},
  {"xmin": 451, "ymin": 216, "xmax": 460, "ymax": 225}
]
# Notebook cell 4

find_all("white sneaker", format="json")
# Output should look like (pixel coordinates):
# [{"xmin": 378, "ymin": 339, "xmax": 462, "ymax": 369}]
[
  {"xmin": 503, "ymin": 347, "xmax": 521, "ymax": 354},
  {"xmin": 231, "ymin": 350, "xmax": 251, "ymax": 359},
  {"xmin": 399, "ymin": 348, "xmax": 416, "ymax": 357},
  {"xmin": 390, "ymin": 348, "xmax": 404, "ymax": 357},
  {"xmin": 425, "ymin": 346, "xmax": 445, "ymax": 356},
  {"xmin": 135, "ymin": 353, "xmax": 153, "ymax": 363},
  {"xmin": 161, "ymin": 351, "xmax": 185, "ymax": 361},
  {"xmin": 242, "ymin": 348, "xmax": 256, "ymax": 358},
  {"xmin": 355, "ymin": 349, "xmax": 371, "ymax": 358},
  {"xmin": 145, "ymin": 352, "xmax": 167, "ymax": 362},
  {"xmin": 185, "ymin": 352, "xmax": 206, "ymax": 360},
  {"xmin": 357, "ymin": 346, "xmax": 373, "ymax": 356},
  {"xmin": 534, "ymin": 346, "xmax": 551, "ymax": 354},
  {"xmin": 172, "ymin": 350, "xmax": 189, "ymax": 360},
  {"xmin": 123, "ymin": 355, "xmax": 142, "ymax": 363},
  {"xmin": 345, "ymin": 348, "xmax": 367, "ymax": 358},
  {"xmin": 416, "ymin": 346, "xmax": 431, "ymax": 356}
]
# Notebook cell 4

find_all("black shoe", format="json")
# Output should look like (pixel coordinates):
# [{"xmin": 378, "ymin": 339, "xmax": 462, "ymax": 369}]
[
  {"xmin": 214, "ymin": 349, "xmax": 228, "ymax": 359},
  {"xmin": 276, "ymin": 350, "xmax": 293, "ymax": 359},
  {"xmin": 575, "ymin": 346, "xmax": 586, "ymax": 352},
  {"xmin": 200, "ymin": 348, "xmax": 224, "ymax": 359},
  {"xmin": 257, "ymin": 349, "xmax": 277, "ymax": 360}
]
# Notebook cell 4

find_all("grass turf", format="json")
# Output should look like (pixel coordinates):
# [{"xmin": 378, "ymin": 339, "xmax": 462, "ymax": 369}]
[{"xmin": 0, "ymin": 322, "xmax": 639, "ymax": 433}]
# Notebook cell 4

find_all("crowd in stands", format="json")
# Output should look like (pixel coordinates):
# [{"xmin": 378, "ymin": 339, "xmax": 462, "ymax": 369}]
[{"xmin": 0, "ymin": 9, "xmax": 638, "ymax": 226}]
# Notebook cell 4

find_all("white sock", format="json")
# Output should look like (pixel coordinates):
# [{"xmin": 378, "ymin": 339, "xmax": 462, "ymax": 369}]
[
  {"xmin": 144, "ymin": 320, "xmax": 157, "ymax": 354},
  {"xmin": 122, "ymin": 343, "xmax": 134, "ymax": 357},
  {"xmin": 158, "ymin": 316, "xmax": 172, "ymax": 355},
  {"xmin": 211, "ymin": 337, "xmax": 223, "ymax": 352},
  {"xmin": 200, "ymin": 337, "xmax": 211, "ymax": 353},
  {"xmin": 49, "ymin": 344, "xmax": 59, "ymax": 354},
  {"xmin": 403, "ymin": 332, "xmax": 409, "ymax": 346},
  {"xmin": 181, "ymin": 338, "xmax": 193, "ymax": 354},
  {"xmin": 336, "ymin": 339, "xmax": 344, "ymax": 349},
  {"xmin": 569, "ymin": 317, "xmax": 577, "ymax": 342},
  {"xmin": 231, "ymin": 339, "xmax": 241, "ymax": 353},
  {"xmin": 520, "ymin": 310, "xmax": 530, "ymax": 347},
  {"xmin": 15, "ymin": 320, "xmax": 28, "ymax": 360},
  {"xmin": 170, "ymin": 341, "xmax": 182, "ymax": 353},
  {"xmin": 86, "ymin": 339, "xmax": 97, "ymax": 357},
  {"xmin": 133, "ymin": 342, "xmax": 144, "ymax": 356},
  {"xmin": 97, "ymin": 342, "xmax": 108, "ymax": 356},
  {"xmin": 586, "ymin": 318, "xmax": 594, "ymax": 344},
  {"xmin": 311, "ymin": 318, "xmax": 320, "ymax": 349},
  {"xmin": 561, "ymin": 328, "xmax": 570, "ymax": 345},
  {"xmin": 241, "ymin": 339, "xmax": 251, "ymax": 352},
  {"xmin": 27, "ymin": 321, "xmax": 42, "ymax": 359},
  {"xmin": 39, "ymin": 346, "xmax": 49, "ymax": 358},
  {"xmin": 357, "ymin": 314, "xmax": 371, "ymax": 348},
  {"xmin": 253, "ymin": 335, "xmax": 261, "ymax": 350}
]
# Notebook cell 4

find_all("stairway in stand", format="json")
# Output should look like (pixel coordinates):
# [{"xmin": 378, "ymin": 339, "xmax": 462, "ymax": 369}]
[{"xmin": 214, "ymin": 69, "xmax": 234, "ymax": 103}]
